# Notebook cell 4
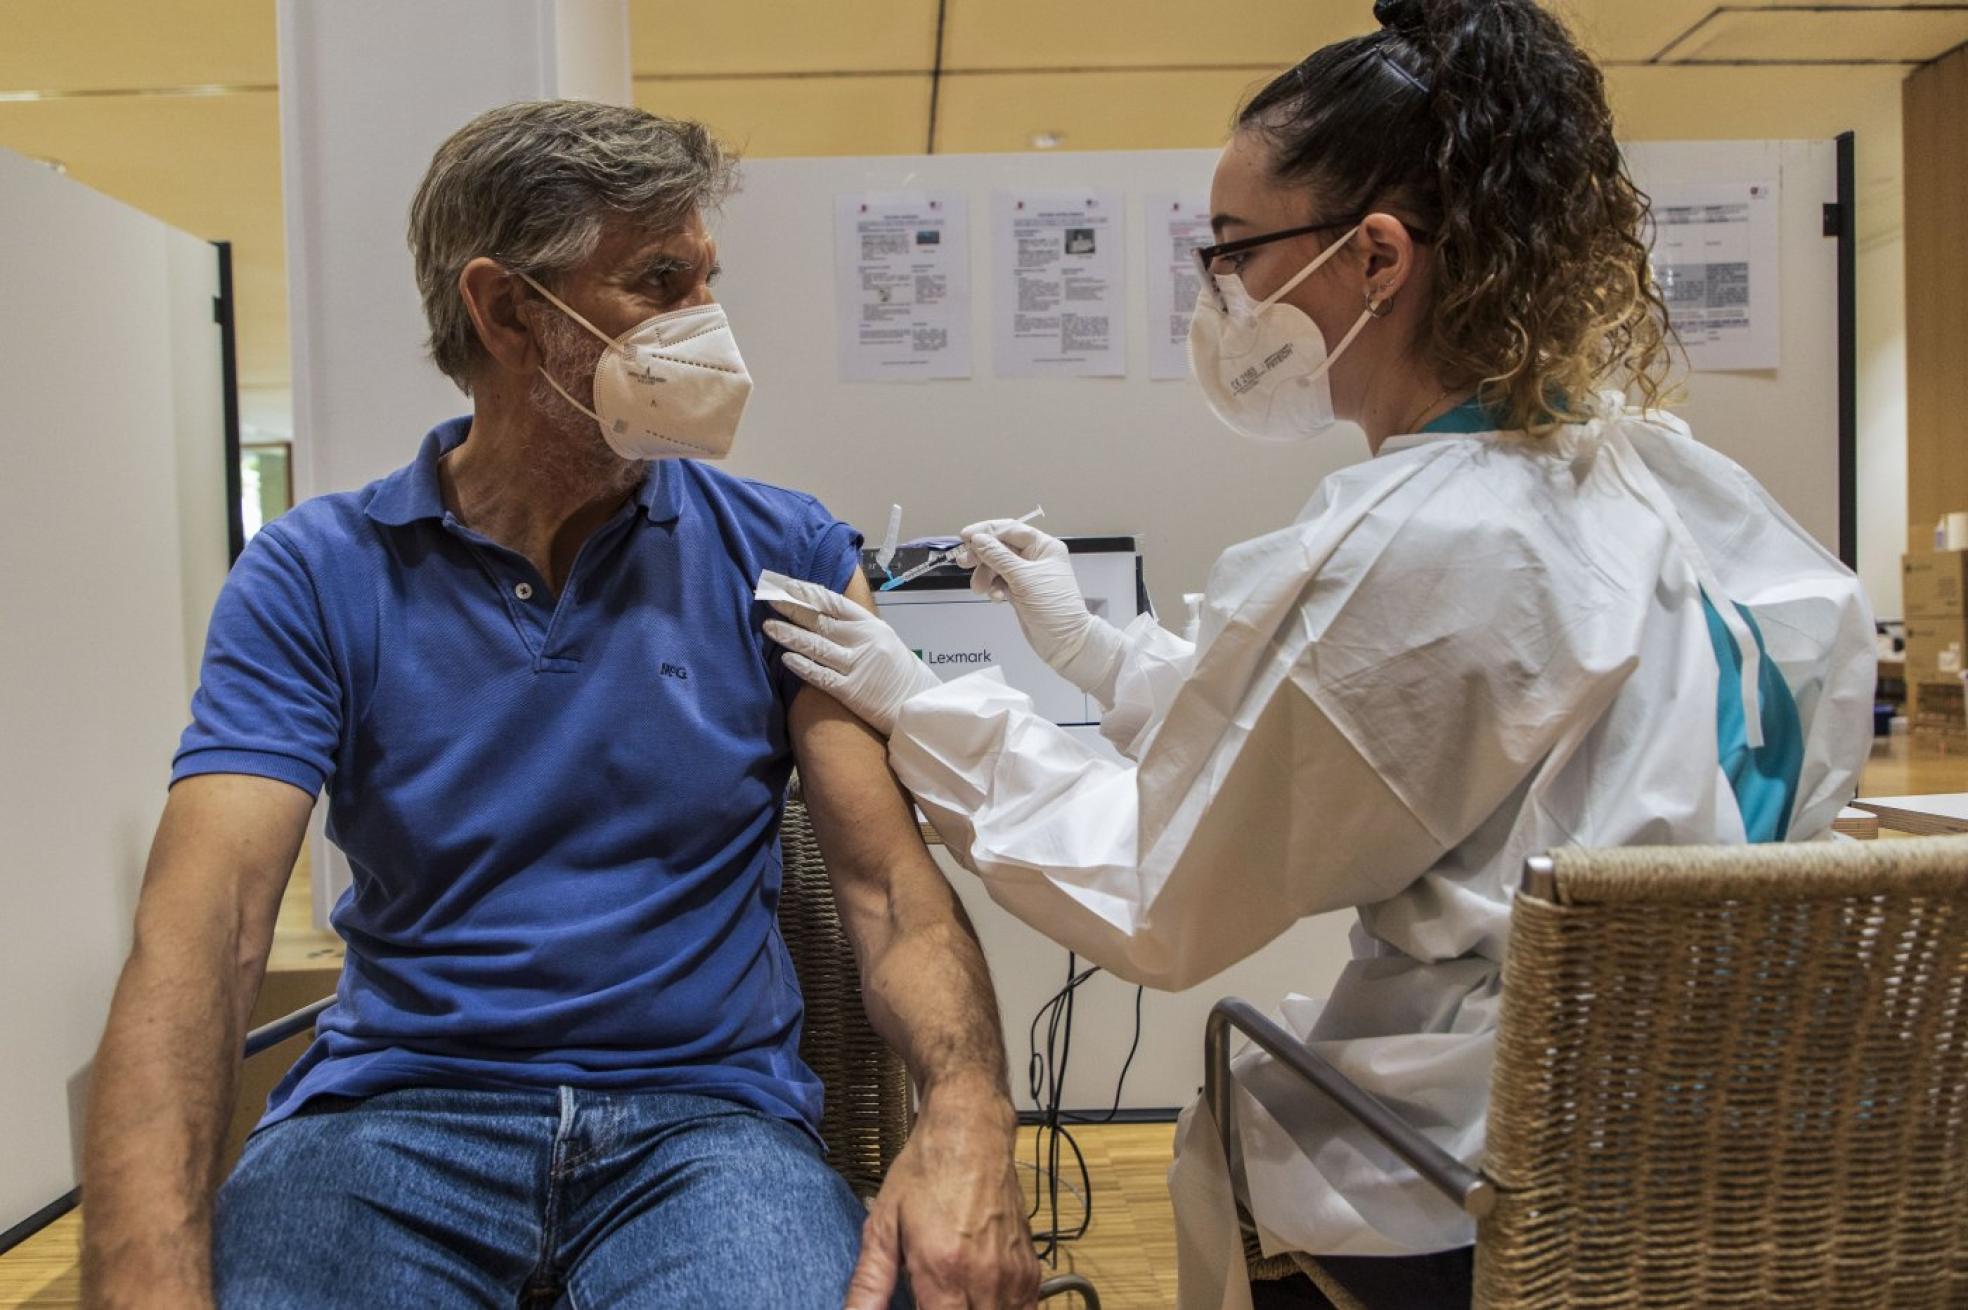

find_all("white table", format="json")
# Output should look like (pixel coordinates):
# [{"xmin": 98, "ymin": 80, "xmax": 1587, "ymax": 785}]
[{"xmin": 1849, "ymin": 794, "xmax": 1968, "ymax": 836}]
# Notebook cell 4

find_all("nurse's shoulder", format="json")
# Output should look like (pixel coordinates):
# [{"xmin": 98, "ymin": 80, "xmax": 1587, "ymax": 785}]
[{"xmin": 1346, "ymin": 424, "xmax": 1635, "ymax": 560}]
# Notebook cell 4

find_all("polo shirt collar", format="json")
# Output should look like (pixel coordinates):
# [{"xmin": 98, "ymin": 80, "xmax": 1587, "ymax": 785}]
[
  {"xmin": 364, "ymin": 416, "xmax": 683, "ymax": 526},
  {"xmin": 636, "ymin": 455, "xmax": 685, "ymax": 524}
]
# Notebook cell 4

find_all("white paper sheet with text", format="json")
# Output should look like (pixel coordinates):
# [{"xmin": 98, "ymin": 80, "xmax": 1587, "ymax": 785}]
[
  {"xmin": 834, "ymin": 192, "xmax": 972, "ymax": 381},
  {"xmin": 1145, "ymin": 192, "xmax": 1212, "ymax": 380},
  {"xmin": 992, "ymin": 190, "xmax": 1126, "ymax": 378},
  {"xmin": 1649, "ymin": 179, "xmax": 1779, "ymax": 372}
]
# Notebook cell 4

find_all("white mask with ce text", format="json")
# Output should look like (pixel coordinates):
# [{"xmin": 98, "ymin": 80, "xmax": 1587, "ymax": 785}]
[
  {"xmin": 1186, "ymin": 223, "xmax": 1376, "ymax": 444},
  {"xmin": 520, "ymin": 272, "xmax": 752, "ymax": 461}
]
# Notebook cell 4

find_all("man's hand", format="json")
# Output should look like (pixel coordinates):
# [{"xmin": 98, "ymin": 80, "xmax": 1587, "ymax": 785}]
[{"xmin": 846, "ymin": 1080, "xmax": 1038, "ymax": 1310}]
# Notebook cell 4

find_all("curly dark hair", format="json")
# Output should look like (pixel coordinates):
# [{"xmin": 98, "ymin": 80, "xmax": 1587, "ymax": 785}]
[{"xmin": 1238, "ymin": 0, "xmax": 1672, "ymax": 433}]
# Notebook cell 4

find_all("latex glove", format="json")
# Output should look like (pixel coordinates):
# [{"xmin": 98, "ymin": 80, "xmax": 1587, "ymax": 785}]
[
  {"xmin": 958, "ymin": 518, "xmax": 1125, "ymax": 695},
  {"xmin": 759, "ymin": 571, "xmax": 941, "ymax": 736}
]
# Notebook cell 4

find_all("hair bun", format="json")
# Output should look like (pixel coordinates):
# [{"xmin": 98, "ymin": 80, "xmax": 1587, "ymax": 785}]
[{"xmin": 1373, "ymin": 0, "xmax": 1427, "ymax": 37}]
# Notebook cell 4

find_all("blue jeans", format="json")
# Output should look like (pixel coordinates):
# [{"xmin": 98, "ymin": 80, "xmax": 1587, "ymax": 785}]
[{"xmin": 213, "ymin": 1086, "xmax": 902, "ymax": 1309}]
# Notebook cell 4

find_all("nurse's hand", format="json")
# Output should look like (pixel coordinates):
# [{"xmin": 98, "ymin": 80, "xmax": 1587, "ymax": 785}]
[
  {"xmin": 763, "ymin": 575, "xmax": 942, "ymax": 736},
  {"xmin": 960, "ymin": 519, "xmax": 1124, "ymax": 694}
]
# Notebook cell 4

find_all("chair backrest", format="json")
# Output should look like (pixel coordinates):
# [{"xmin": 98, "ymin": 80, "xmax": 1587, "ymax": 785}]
[
  {"xmin": 1477, "ymin": 837, "xmax": 1968, "ymax": 1309},
  {"xmin": 778, "ymin": 785, "xmax": 915, "ymax": 1198}
]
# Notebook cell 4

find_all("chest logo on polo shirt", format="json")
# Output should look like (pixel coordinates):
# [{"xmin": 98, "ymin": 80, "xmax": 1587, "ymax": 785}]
[{"xmin": 657, "ymin": 661, "xmax": 690, "ymax": 682}]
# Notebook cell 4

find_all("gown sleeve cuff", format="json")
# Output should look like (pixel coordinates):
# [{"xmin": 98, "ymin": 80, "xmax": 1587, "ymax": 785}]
[{"xmin": 1100, "ymin": 613, "xmax": 1197, "ymax": 754}]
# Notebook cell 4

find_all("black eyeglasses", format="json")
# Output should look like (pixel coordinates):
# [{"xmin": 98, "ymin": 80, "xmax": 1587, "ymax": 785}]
[{"xmin": 1192, "ymin": 216, "xmax": 1434, "ymax": 311}]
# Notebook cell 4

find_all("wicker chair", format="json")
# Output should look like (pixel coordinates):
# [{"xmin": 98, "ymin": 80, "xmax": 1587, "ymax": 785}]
[{"xmin": 1208, "ymin": 835, "xmax": 1968, "ymax": 1309}]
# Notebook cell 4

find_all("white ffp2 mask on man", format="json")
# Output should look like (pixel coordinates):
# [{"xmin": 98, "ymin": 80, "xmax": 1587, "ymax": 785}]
[
  {"xmin": 519, "ymin": 272, "xmax": 752, "ymax": 461},
  {"xmin": 1186, "ymin": 223, "xmax": 1375, "ymax": 444}
]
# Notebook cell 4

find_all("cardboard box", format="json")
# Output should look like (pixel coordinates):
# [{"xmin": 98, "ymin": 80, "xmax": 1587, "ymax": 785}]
[
  {"xmin": 1911, "ymin": 725, "xmax": 1968, "ymax": 753},
  {"xmin": 1906, "ymin": 616, "xmax": 1968, "ymax": 678},
  {"xmin": 1912, "ymin": 677, "xmax": 1967, "ymax": 742},
  {"xmin": 1903, "ymin": 550, "xmax": 1968, "ymax": 617}
]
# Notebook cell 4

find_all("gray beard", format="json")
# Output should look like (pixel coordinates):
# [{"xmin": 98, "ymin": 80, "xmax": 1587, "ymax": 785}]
[{"xmin": 525, "ymin": 315, "xmax": 644, "ymax": 495}]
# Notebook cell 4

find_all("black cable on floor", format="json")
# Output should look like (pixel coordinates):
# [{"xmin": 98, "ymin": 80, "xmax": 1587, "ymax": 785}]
[{"xmin": 1025, "ymin": 954, "xmax": 1143, "ymax": 1265}]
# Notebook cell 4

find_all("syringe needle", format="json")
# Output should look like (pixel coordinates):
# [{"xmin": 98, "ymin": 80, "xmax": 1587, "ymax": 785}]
[{"xmin": 878, "ymin": 505, "xmax": 1047, "ymax": 592}]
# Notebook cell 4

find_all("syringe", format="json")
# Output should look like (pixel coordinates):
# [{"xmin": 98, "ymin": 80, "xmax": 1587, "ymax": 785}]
[{"xmin": 878, "ymin": 505, "xmax": 1045, "ymax": 592}]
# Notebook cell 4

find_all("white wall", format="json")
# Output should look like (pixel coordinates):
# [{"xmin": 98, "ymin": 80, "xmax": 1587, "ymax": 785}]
[
  {"xmin": 0, "ymin": 148, "xmax": 225, "ymax": 1232},
  {"xmin": 1857, "ymin": 233, "xmax": 1908, "ymax": 620}
]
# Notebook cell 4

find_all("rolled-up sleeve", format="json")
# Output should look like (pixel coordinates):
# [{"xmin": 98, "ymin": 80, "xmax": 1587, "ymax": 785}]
[
  {"xmin": 172, "ymin": 526, "xmax": 342, "ymax": 798},
  {"xmin": 802, "ymin": 513, "xmax": 864, "ymax": 594}
]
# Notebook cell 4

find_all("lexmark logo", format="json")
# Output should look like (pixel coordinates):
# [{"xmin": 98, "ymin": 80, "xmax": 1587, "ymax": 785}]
[{"xmin": 916, "ymin": 648, "xmax": 994, "ymax": 666}]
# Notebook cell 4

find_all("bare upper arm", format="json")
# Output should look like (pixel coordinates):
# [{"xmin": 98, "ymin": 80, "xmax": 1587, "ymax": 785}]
[
  {"xmin": 138, "ymin": 774, "xmax": 316, "ymax": 975},
  {"xmin": 788, "ymin": 570, "xmax": 950, "ymax": 954}
]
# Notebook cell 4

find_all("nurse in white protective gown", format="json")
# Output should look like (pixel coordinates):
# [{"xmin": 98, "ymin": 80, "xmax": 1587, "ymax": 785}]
[{"xmin": 763, "ymin": 1, "xmax": 1874, "ymax": 1306}]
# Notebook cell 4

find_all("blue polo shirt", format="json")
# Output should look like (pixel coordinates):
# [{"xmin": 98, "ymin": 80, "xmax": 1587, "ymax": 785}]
[{"xmin": 174, "ymin": 417, "xmax": 863, "ymax": 1132}]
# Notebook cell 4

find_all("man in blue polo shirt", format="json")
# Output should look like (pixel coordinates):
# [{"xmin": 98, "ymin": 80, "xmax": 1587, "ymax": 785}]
[{"xmin": 81, "ymin": 102, "xmax": 1037, "ymax": 1310}]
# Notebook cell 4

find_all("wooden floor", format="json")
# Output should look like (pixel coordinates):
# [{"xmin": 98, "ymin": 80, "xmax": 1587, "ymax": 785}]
[
  {"xmin": 0, "ymin": 1216, "xmax": 79, "ymax": 1310},
  {"xmin": 6, "ymin": 734, "xmax": 1964, "ymax": 1310},
  {"xmin": 1024, "ymin": 1121, "xmax": 1183, "ymax": 1309}
]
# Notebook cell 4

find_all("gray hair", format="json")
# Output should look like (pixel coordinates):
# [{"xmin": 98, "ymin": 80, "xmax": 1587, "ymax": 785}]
[{"xmin": 408, "ymin": 100, "xmax": 737, "ymax": 392}]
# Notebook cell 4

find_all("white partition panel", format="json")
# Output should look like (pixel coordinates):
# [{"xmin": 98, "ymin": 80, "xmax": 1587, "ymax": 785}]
[
  {"xmin": 0, "ymin": 148, "xmax": 225, "ymax": 1232},
  {"xmin": 1622, "ymin": 140, "xmax": 1842, "ymax": 553},
  {"xmin": 716, "ymin": 145, "xmax": 1843, "ymax": 613},
  {"xmin": 168, "ymin": 239, "xmax": 231, "ymax": 696},
  {"xmin": 708, "ymin": 144, "xmax": 1844, "ymax": 1111}
]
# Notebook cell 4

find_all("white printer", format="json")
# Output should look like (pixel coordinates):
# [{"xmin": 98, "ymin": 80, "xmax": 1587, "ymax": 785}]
[{"xmin": 865, "ymin": 537, "xmax": 1144, "ymax": 740}]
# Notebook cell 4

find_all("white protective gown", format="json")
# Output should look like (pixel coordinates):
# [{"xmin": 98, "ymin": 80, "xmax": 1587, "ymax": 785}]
[{"xmin": 885, "ymin": 399, "xmax": 1875, "ymax": 1307}]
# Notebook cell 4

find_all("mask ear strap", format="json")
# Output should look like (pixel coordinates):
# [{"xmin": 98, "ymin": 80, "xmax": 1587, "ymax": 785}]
[
  {"xmin": 1258, "ymin": 223, "xmax": 1363, "ymax": 311},
  {"xmin": 1325, "ymin": 305, "xmax": 1377, "ymax": 364},
  {"xmin": 515, "ymin": 271, "xmax": 619, "ymax": 351},
  {"xmin": 1297, "ymin": 305, "xmax": 1377, "ymax": 391},
  {"xmin": 516, "ymin": 269, "xmax": 611, "ymax": 424}
]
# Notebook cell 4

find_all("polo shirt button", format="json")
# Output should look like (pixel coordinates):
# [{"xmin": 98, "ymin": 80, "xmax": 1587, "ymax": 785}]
[{"xmin": 514, "ymin": 582, "xmax": 534, "ymax": 601}]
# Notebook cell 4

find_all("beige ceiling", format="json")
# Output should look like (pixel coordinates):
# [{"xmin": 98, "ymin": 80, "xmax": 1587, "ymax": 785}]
[{"xmin": 0, "ymin": 0, "xmax": 1945, "ymax": 405}]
